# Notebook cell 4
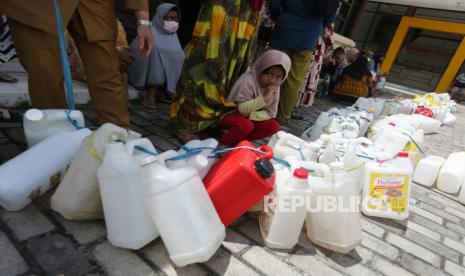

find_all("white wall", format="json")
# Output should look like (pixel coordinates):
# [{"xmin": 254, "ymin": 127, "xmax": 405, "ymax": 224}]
[{"xmin": 370, "ymin": 0, "xmax": 465, "ymax": 11}]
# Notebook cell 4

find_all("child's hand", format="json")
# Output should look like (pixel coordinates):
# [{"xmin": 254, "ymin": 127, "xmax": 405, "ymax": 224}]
[{"xmin": 263, "ymin": 87, "xmax": 277, "ymax": 102}]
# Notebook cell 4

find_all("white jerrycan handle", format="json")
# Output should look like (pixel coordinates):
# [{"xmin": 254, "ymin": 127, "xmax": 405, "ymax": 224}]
[
  {"xmin": 125, "ymin": 138, "xmax": 157, "ymax": 158},
  {"xmin": 97, "ymin": 123, "xmax": 131, "ymax": 143},
  {"xmin": 285, "ymin": 156, "xmax": 333, "ymax": 184},
  {"xmin": 154, "ymin": 150, "xmax": 179, "ymax": 166},
  {"xmin": 47, "ymin": 109, "xmax": 82, "ymax": 125}
]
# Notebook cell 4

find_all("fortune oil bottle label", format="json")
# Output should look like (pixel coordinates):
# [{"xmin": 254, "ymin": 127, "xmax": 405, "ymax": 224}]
[{"xmin": 368, "ymin": 173, "xmax": 409, "ymax": 213}]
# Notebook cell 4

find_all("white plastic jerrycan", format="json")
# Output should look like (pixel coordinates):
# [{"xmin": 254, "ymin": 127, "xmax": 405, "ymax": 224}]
[
  {"xmin": 0, "ymin": 128, "xmax": 91, "ymax": 211},
  {"xmin": 97, "ymin": 138, "xmax": 159, "ymax": 250},
  {"xmin": 361, "ymin": 152, "xmax": 413, "ymax": 220},
  {"xmin": 167, "ymin": 138, "xmax": 218, "ymax": 179},
  {"xmin": 301, "ymin": 111, "xmax": 336, "ymax": 142},
  {"xmin": 305, "ymin": 162, "xmax": 362, "ymax": 253},
  {"xmin": 51, "ymin": 123, "xmax": 140, "ymax": 220},
  {"xmin": 259, "ymin": 167, "xmax": 309, "ymax": 250},
  {"xmin": 437, "ymin": 152, "xmax": 465, "ymax": 194},
  {"xmin": 23, "ymin": 109, "xmax": 85, "ymax": 148},
  {"xmin": 413, "ymin": 156, "xmax": 446, "ymax": 187},
  {"xmin": 267, "ymin": 131, "xmax": 287, "ymax": 148},
  {"xmin": 372, "ymin": 125, "xmax": 410, "ymax": 157},
  {"xmin": 273, "ymin": 133, "xmax": 318, "ymax": 162},
  {"xmin": 140, "ymin": 151, "xmax": 225, "ymax": 267}
]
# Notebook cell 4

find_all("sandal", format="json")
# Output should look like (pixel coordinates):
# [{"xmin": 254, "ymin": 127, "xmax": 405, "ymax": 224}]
[
  {"xmin": 0, "ymin": 73, "xmax": 18, "ymax": 84},
  {"xmin": 291, "ymin": 112, "xmax": 305, "ymax": 120},
  {"xmin": 0, "ymin": 109, "xmax": 22, "ymax": 122}
]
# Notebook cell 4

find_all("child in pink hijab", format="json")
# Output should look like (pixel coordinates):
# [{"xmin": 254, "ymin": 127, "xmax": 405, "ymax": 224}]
[{"xmin": 221, "ymin": 50, "xmax": 291, "ymax": 146}]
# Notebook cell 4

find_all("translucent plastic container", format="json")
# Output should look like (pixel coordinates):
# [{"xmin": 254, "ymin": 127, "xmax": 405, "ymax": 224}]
[
  {"xmin": 140, "ymin": 152, "xmax": 225, "ymax": 267},
  {"xmin": 373, "ymin": 125, "xmax": 410, "ymax": 157},
  {"xmin": 97, "ymin": 139, "xmax": 159, "ymax": 250},
  {"xmin": 361, "ymin": 152, "xmax": 413, "ymax": 220},
  {"xmin": 413, "ymin": 156, "xmax": 446, "ymax": 187},
  {"xmin": 259, "ymin": 168, "xmax": 309, "ymax": 249},
  {"xmin": 23, "ymin": 109, "xmax": 85, "ymax": 147},
  {"xmin": 272, "ymin": 133, "xmax": 318, "ymax": 162},
  {"xmin": 167, "ymin": 138, "xmax": 218, "ymax": 179},
  {"xmin": 301, "ymin": 111, "xmax": 335, "ymax": 142},
  {"xmin": 51, "ymin": 123, "xmax": 139, "ymax": 220},
  {"xmin": 305, "ymin": 162, "xmax": 362, "ymax": 253},
  {"xmin": 437, "ymin": 152, "xmax": 465, "ymax": 194},
  {"xmin": 0, "ymin": 128, "xmax": 91, "ymax": 211}
]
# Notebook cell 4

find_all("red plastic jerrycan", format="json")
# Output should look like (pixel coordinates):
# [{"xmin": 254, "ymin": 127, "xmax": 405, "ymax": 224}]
[{"xmin": 203, "ymin": 140, "xmax": 275, "ymax": 226}]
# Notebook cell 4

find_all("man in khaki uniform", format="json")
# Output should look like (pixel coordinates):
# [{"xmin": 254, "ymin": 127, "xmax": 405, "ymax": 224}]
[{"xmin": 0, "ymin": 0, "xmax": 153, "ymax": 127}]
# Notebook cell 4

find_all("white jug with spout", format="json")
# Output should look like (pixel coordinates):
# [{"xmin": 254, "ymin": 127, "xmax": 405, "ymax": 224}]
[
  {"xmin": 23, "ymin": 109, "xmax": 85, "ymax": 147},
  {"xmin": 51, "ymin": 123, "xmax": 140, "ymax": 220},
  {"xmin": 305, "ymin": 162, "xmax": 362, "ymax": 253},
  {"xmin": 361, "ymin": 152, "xmax": 413, "ymax": 220},
  {"xmin": 167, "ymin": 138, "xmax": 218, "ymax": 179},
  {"xmin": 413, "ymin": 156, "xmax": 445, "ymax": 187},
  {"xmin": 140, "ymin": 151, "xmax": 225, "ymax": 267},
  {"xmin": 97, "ymin": 138, "xmax": 159, "ymax": 250},
  {"xmin": 437, "ymin": 152, "xmax": 465, "ymax": 194},
  {"xmin": 273, "ymin": 133, "xmax": 318, "ymax": 162},
  {"xmin": 301, "ymin": 111, "xmax": 335, "ymax": 142},
  {"xmin": 259, "ymin": 167, "xmax": 309, "ymax": 249},
  {"xmin": 0, "ymin": 128, "xmax": 91, "ymax": 211}
]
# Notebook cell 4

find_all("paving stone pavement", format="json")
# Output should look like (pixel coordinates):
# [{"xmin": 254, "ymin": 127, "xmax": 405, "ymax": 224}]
[{"xmin": 1, "ymin": 91, "xmax": 465, "ymax": 276}]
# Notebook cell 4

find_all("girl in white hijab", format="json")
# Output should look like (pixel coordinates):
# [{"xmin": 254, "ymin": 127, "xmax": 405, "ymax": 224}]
[{"xmin": 221, "ymin": 50, "xmax": 291, "ymax": 146}]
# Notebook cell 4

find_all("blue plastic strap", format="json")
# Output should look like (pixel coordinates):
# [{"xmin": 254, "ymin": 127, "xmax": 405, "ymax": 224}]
[
  {"xmin": 298, "ymin": 148, "xmax": 306, "ymax": 161},
  {"xmin": 54, "ymin": 0, "xmax": 75, "ymax": 110},
  {"xmin": 114, "ymin": 139, "xmax": 158, "ymax": 156}
]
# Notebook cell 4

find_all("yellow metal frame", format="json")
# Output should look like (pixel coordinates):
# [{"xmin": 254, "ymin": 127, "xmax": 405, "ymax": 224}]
[{"xmin": 380, "ymin": 16, "xmax": 465, "ymax": 92}]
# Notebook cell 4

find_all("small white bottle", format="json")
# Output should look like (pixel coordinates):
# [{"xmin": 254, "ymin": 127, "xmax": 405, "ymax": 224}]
[{"xmin": 259, "ymin": 168, "xmax": 309, "ymax": 249}]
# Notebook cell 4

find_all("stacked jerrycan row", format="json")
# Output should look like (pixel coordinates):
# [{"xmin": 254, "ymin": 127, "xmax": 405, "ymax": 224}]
[
  {"xmin": 381, "ymin": 93, "xmax": 457, "ymax": 125},
  {"xmin": 301, "ymin": 97, "xmax": 382, "ymax": 143},
  {"xmin": 48, "ymin": 123, "xmax": 228, "ymax": 266}
]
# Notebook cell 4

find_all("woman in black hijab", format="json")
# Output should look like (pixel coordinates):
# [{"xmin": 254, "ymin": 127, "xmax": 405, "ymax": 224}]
[{"xmin": 333, "ymin": 54, "xmax": 373, "ymax": 103}]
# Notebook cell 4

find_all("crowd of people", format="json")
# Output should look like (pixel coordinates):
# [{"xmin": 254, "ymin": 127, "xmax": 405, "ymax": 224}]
[{"xmin": 0, "ymin": 0, "xmax": 390, "ymax": 146}]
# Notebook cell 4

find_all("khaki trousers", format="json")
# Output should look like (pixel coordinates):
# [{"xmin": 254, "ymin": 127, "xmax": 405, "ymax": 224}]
[
  {"xmin": 8, "ymin": 11, "xmax": 129, "ymax": 127},
  {"xmin": 277, "ymin": 49, "xmax": 313, "ymax": 123}
]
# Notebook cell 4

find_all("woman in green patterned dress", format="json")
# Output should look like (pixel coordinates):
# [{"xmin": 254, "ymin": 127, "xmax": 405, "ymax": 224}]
[{"xmin": 171, "ymin": 0, "xmax": 264, "ymax": 142}]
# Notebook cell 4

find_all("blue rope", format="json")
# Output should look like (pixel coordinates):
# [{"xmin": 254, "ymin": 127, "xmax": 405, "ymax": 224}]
[
  {"xmin": 298, "ymin": 148, "xmax": 306, "ymax": 161},
  {"xmin": 114, "ymin": 139, "xmax": 158, "ymax": 156},
  {"xmin": 54, "ymin": 0, "xmax": 75, "ymax": 111}
]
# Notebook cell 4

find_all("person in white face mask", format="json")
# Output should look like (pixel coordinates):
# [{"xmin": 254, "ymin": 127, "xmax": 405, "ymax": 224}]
[{"xmin": 128, "ymin": 3, "xmax": 184, "ymax": 109}]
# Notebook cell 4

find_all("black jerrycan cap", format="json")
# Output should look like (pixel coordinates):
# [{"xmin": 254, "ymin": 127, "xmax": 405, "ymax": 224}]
[{"xmin": 254, "ymin": 158, "xmax": 274, "ymax": 179}]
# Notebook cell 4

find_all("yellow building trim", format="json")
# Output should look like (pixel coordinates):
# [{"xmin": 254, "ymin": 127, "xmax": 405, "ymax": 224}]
[
  {"xmin": 380, "ymin": 16, "xmax": 465, "ymax": 92},
  {"xmin": 437, "ymin": 37, "xmax": 465, "ymax": 92}
]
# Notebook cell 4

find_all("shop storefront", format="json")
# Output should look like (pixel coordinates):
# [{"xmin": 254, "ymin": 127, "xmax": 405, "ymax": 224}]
[{"xmin": 346, "ymin": 0, "xmax": 465, "ymax": 92}]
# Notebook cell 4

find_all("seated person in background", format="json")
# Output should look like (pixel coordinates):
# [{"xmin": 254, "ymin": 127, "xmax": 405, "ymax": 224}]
[
  {"xmin": 128, "ymin": 3, "xmax": 184, "ymax": 109},
  {"xmin": 333, "ymin": 55, "xmax": 373, "ymax": 103},
  {"xmin": 323, "ymin": 47, "xmax": 347, "ymax": 96},
  {"xmin": 345, "ymin": 47, "xmax": 360, "ymax": 64},
  {"xmin": 220, "ymin": 50, "xmax": 291, "ymax": 146},
  {"xmin": 450, "ymin": 73, "xmax": 465, "ymax": 103}
]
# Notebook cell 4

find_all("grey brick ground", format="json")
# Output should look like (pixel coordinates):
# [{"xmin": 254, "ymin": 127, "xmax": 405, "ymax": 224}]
[{"xmin": 1, "ymin": 91, "xmax": 465, "ymax": 275}]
